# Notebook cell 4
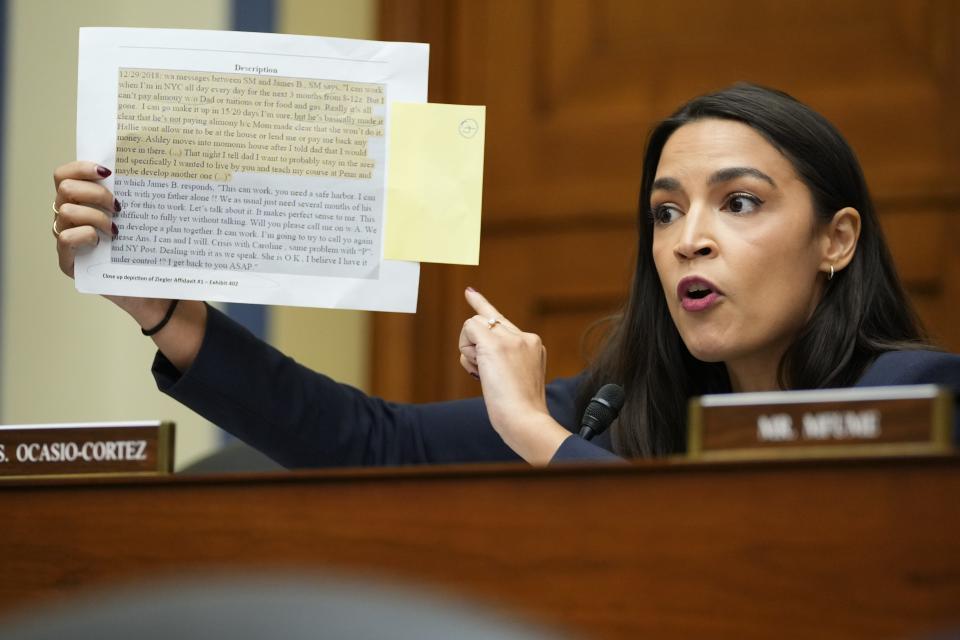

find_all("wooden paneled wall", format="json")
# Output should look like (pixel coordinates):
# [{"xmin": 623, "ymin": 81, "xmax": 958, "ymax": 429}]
[{"xmin": 376, "ymin": 0, "xmax": 960, "ymax": 403}]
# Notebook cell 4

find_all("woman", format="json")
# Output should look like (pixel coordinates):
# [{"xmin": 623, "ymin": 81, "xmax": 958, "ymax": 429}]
[{"xmin": 52, "ymin": 84, "xmax": 960, "ymax": 467}]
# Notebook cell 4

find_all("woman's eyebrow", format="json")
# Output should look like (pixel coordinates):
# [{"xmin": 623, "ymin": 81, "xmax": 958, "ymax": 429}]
[
  {"xmin": 708, "ymin": 166, "xmax": 777, "ymax": 187},
  {"xmin": 651, "ymin": 176, "xmax": 682, "ymax": 192}
]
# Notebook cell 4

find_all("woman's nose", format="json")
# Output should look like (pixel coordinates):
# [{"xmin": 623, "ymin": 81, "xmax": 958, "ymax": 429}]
[{"xmin": 673, "ymin": 207, "xmax": 718, "ymax": 260}]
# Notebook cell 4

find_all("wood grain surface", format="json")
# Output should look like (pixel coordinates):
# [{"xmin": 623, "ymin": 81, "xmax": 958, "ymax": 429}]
[{"xmin": 2, "ymin": 456, "xmax": 959, "ymax": 638}]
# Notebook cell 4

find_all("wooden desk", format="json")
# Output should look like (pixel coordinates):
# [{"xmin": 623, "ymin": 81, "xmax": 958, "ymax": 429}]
[{"xmin": 2, "ymin": 456, "xmax": 958, "ymax": 638}]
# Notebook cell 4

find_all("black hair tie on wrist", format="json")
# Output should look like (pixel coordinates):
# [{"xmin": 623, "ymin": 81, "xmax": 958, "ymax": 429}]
[{"xmin": 142, "ymin": 299, "xmax": 180, "ymax": 336}]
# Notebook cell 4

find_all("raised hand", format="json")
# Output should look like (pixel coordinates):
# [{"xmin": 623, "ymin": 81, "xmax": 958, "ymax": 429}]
[{"xmin": 459, "ymin": 288, "xmax": 570, "ymax": 464}]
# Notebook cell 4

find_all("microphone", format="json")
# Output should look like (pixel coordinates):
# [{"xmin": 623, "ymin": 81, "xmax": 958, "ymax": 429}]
[{"xmin": 578, "ymin": 383, "xmax": 625, "ymax": 441}]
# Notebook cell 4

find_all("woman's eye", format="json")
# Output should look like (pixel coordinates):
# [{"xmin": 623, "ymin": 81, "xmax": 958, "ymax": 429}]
[
  {"xmin": 725, "ymin": 193, "xmax": 762, "ymax": 214},
  {"xmin": 651, "ymin": 204, "xmax": 682, "ymax": 224}
]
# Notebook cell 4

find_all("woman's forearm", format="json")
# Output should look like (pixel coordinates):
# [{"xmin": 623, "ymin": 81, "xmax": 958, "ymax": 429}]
[
  {"xmin": 109, "ymin": 296, "xmax": 207, "ymax": 372},
  {"xmin": 495, "ymin": 412, "xmax": 571, "ymax": 465}
]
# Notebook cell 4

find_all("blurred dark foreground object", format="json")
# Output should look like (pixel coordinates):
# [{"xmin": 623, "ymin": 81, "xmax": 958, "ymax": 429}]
[{"xmin": 0, "ymin": 573, "xmax": 562, "ymax": 640}]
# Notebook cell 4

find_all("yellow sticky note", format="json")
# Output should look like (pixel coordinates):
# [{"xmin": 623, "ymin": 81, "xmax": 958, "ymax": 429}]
[{"xmin": 384, "ymin": 103, "xmax": 485, "ymax": 265}]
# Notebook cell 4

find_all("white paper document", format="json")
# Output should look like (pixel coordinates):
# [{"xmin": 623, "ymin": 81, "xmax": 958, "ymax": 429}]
[{"xmin": 75, "ymin": 28, "xmax": 428, "ymax": 312}]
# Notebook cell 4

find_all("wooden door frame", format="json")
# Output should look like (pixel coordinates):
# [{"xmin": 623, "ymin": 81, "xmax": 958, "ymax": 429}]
[{"xmin": 374, "ymin": 0, "xmax": 459, "ymax": 402}]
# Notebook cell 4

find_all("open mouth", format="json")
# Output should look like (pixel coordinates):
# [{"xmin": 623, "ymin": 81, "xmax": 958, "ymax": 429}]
[
  {"xmin": 686, "ymin": 283, "xmax": 713, "ymax": 300},
  {"xmin": 677, "ymin": 277, "xmax": 722, "ymax": 312}
]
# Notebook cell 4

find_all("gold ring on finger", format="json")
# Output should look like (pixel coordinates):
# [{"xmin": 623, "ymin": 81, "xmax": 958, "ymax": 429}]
[
  {"xmin": 487, "ymin": 316, "xmax": 501, "ymax": 330},
  {"xmin": 52, "ymin": 202, "xmax": 63, "ymax": 238}
]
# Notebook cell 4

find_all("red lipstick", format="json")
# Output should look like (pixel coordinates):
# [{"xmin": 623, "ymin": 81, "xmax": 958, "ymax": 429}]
[{"xmin": 677, "ymin": 276, "xmax": 723, "ymax": 312}]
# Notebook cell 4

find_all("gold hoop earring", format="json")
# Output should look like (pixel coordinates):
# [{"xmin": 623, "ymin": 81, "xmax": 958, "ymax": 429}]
[{"xmin": 828, "ymin": 265, "xmax": 835, "ymax": 281}]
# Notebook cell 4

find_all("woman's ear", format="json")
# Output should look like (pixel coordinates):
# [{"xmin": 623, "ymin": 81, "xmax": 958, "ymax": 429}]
[{"xmin": 820, "ymin": 207, "xmax": 861, "ymax": 274}]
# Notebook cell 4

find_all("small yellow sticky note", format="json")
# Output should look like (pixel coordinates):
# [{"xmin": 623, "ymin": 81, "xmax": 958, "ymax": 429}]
[{"xmin": 384, "ymin": 103, "xmax": 485, "ymax": 265}]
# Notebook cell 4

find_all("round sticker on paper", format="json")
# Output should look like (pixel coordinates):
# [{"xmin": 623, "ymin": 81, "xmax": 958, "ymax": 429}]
[{"xmin": 458, "ymin": 118, "xmax": 479, "ymax": 139}]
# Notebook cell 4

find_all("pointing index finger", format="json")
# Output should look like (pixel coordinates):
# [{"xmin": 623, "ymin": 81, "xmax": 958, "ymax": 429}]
[
  {"xmin": 465, "ymin": 287, "xmax": 500, "ymax": 318},
  {"xmin": 464, "ymin": 288, "xmax": 518, "ymax": 330}
]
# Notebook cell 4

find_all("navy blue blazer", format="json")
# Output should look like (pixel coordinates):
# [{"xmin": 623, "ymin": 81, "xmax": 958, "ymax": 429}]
[{"xmin": 153, "ymin": 306, "xmax": 960, "ymax": 467}]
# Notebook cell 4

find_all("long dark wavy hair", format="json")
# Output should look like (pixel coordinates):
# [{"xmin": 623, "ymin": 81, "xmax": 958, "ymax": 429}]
[{"xmin": 577, "ymin": 83, "xmax": 928, "ymax": 458}]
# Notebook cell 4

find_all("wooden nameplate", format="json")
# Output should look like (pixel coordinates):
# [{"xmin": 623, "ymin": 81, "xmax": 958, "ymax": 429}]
[
  {"xmin": 0, "ymin": 421, "xmax": 174, "ymax": 480},
  {"xmin": 687, "ymin": 385, "xmax": 954, "ymax": 460}
]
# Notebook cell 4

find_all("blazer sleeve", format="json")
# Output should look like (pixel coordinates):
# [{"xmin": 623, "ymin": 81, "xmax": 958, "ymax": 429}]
[
  {"xmin": 152, "ymin": 305, "xmax": 619, "ymax": 467},
  {"xmin": 855, "ymin": 349, "xmax": 960, "ymax": 442},
  {"xmin": 550, "ymin": 434, "xmax": 626, "ymax": 463}
]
